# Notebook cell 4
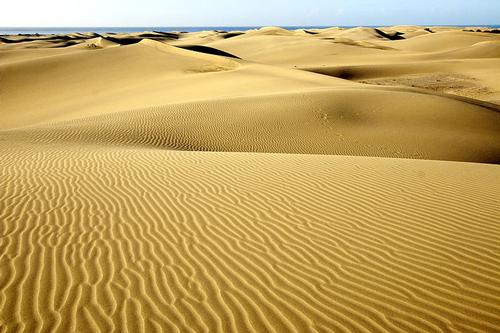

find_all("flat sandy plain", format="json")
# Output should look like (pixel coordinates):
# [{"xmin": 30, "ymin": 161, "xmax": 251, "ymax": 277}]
[{"xmin": 0, "ymin": 26, "xmax": 500, "ymax": 332}]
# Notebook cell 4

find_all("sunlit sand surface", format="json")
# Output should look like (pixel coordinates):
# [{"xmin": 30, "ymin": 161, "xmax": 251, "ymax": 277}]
[{"xmin": 1, "ymin": 26, "xmax": 499, "ymax": 332}]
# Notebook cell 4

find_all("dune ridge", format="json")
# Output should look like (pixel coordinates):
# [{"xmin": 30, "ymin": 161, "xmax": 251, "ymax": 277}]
[
  {"xmin": 2, "ymin": 88, "xmax": 499, "ymax": 163},
  {"xmin": 1, "ymin": 26, "xmax": 500, "ymax": 332}
]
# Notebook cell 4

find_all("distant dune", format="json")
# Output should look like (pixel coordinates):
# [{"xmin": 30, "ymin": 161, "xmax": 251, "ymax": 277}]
[{"xmin": 0, "ymin": 26, "xmax": 499, "ymax": 332}]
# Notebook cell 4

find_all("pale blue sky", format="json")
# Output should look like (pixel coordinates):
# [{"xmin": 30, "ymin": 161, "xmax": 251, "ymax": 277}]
[{"xmin": 2, "ymin": 0, "xmax": 499, "ymax": 27}]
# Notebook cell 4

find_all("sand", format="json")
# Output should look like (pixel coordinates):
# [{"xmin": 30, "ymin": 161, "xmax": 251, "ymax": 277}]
[{"xmin": 0, "ymin": 26, "xmax": 499, "ymax": 332}]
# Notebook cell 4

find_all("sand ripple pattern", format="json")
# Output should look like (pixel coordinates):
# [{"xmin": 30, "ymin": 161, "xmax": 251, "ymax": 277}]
[
  {"xmin": 1, "ymin": 145, "xmax": 499, "ymax": 332},
  {"xmin": 2, "ymin": 89, "xmax": 500, "ymax": 163}
]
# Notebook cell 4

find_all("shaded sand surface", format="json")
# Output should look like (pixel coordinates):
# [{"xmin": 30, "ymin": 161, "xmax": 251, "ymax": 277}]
[
  {"xmin": 1, "ymin": 26, "xmax": 500, "ymax": 332},
  {"xmin": 358, "ymin": 73, "xmax": 492, "ymax": 100}
]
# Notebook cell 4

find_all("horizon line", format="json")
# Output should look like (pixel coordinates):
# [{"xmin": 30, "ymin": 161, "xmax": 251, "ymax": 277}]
[{"xmin": 1, "ymin": 24, "xmax": 500, "ymax": 28}]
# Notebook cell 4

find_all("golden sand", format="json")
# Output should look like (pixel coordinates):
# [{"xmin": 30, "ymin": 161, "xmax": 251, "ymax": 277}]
[{"xmin": 0, "ymin": 26, "xmax": 499, "ymax": 332}]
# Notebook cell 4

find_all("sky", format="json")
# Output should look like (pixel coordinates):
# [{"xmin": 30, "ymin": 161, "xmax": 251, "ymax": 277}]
[{"xmin": 1, "ymin": 0, "xmax": 499, "ymax": 27}]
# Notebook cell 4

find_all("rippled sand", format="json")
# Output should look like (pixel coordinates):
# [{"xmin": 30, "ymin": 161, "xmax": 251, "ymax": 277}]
[{"xmin": 1, "ymin": 26, "xmax": 499, "ymax": 332}]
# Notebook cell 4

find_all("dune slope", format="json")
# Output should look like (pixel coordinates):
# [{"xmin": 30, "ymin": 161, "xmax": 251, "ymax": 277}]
[
  {"xmin": 2, "ymin": 88, "xmax": 499, "ymax": 163},
  {"xmin": 207, "ymin": 27, "xmax": 500, "ymax": 103},
  {"xmin": 1, "ymin": 38, "xmax": 498, "ymax": 162}
]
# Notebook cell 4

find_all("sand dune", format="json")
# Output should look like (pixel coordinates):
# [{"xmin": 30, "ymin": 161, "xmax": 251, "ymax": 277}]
[
  {"xmin": 72, "ymin": 37, "xmax": 121, "ymax": 49},
  {"xmin": 320, "ymin": 27, "xmax": 404, "ymax": 41},
  {"xmin": 433, "ymin": 40, "xmax": 500, "ymax": 59},
  {"xmin": 206, "ymin": 27, "xmax": 500, "ymax": 102},
  {"xmin": 2, "ymin": 88, "xmax": 499, "ymax": 162},
  {"xmin": 1, "ymin": 26, "xmax": 500, "ymax": 332},
  {"xmin": 386, "ymin": 30, "xmax": 499, "ymax": 52}
]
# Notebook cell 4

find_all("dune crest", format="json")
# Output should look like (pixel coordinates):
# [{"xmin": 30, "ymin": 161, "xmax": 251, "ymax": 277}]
[{"xmin": 74, "ymin": 36, "xmax": 121, "ymax": 49}]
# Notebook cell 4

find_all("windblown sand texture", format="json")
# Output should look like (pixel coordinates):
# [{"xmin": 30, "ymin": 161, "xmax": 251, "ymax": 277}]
[{"xmin": 1, "ymin": 26, "xmax": 500, "ymax": 332}]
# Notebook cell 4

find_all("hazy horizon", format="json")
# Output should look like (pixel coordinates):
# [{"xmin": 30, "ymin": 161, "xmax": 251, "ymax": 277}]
[
  {"xmin": 2, "ymin": 0, "xmax": 499, "ymax": 27},
  {"xmin": 2, "ymin": 25, "xmax": 500, "ymax": 28}
]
